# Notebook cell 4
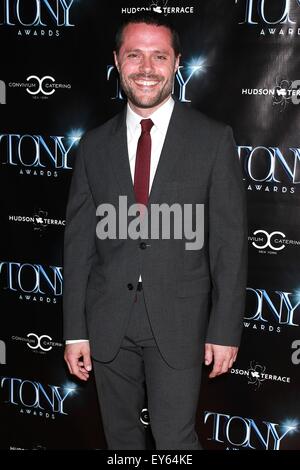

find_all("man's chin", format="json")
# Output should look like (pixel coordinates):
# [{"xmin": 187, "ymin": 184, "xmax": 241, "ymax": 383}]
[
  {"xmin": 130, "ymin": 94, "xmax": 166, "ymax": 109},
  {"xmin": 133, "ymin": 101, "xmax": 159, "ymax": 109}
]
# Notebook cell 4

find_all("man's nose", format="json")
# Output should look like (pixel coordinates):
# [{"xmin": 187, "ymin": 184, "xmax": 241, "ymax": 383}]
[{"xmin": 139, "ymin": 55, "xmax": 154, "ymax": 73}]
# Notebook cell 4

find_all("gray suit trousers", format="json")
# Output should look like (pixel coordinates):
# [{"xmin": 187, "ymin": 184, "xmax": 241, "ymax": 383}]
[{"xmin": 92, "ymin": 284, "xmax": 203, "ymax": 450}]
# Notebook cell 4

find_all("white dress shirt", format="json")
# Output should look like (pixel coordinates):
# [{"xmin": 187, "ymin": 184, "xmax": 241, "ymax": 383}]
[{"xmin": 66, "ymin": 96, "xmax": 175, "ymax": 344}]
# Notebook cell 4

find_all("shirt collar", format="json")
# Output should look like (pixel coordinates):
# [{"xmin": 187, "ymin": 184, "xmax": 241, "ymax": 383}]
[{"xmin": 126, "ymin": 96, "xmax": 174, "ymax": 136}]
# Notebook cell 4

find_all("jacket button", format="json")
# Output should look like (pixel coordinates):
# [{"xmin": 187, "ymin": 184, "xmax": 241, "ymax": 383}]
[
  {"xmin": 127, "ymin": 283, "xmax": 134, "ymax": 290},
  {"xmin": 139, "ymin": 242, "xmax": 147, "ymax": 250}
]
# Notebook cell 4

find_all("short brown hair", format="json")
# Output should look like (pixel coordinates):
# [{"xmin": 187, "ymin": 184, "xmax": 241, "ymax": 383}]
[{"xmin": 115, "ymin": 12, "xmax": 181, "ymax": 57}]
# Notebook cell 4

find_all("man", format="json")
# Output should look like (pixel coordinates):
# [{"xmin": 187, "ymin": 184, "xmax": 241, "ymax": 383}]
[{"xmin": 63, "ymin": 13, "xmax": 247, "ymax": 450}]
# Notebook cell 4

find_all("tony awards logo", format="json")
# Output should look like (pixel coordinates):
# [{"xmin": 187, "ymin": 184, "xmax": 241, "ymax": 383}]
[
  {"xmin": 0, "ymin": 261, "xmax": 63, "ymax": 304},
  {"xmin": 238, "ymin": 144, "xmax": 300, "ymax": 194},
  {"xmin": 204, "ymin": 411, "xmax": 298, "ymax": 450},
  {"xmin": 0, "ymin": 132, "xmax": 81, "ymax": 178},
  {"xmin": 107, "ymin": 61, "xmax": 206, "ymax": 104},
  {"xmin": 244, "ymin": 286, "xmax": 300, "ymax": 334},
  {"xmin": 0, "ymin": 376, "xmax": 76, "ymax": 418},
  {"xmin": 0, "ymin": 0, "xmax": 76, "ymax": 37},
  {"xmin": 235, "ymin": 0, "xmax": 300, "ymax": 36}
]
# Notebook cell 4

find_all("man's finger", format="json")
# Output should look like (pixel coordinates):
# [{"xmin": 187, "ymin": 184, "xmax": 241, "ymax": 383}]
[
  {"xmin": 65, "ymin": 358, "xmax": 72, "ymax": 375},
  {"xmin": 204, "ymin": 344, "xmax": 213, "ymax": 365},
  {"xmin": 83, "ymin": 353, "xmax": 92, "ymax": 372},
  {"xmin": 220, "ymin": 360, "xmax": 230, "ymax": 375},
  {"xmin": 71, "ymin": 362, "xmax": 89, "ymax": 381},
  {"xmin": 64, "ymin": 342, "xmax": 92, "ymax": 381},
  {"xmin": 66, "ymin": 355, "xmax": 89, "ymax": 380},
  {"xmin": 209, "ymin": 360, "xmax": 224, "ymax": 378}
]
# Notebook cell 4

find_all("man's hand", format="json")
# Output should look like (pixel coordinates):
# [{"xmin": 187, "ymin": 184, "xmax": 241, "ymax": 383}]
[
  {"xmin": 204, "ymin": 343, "xmax": 238, "ymax": 378},
  {"xmin": 64, "ymin": 342, "xmax": 92, "ymax": 381}
]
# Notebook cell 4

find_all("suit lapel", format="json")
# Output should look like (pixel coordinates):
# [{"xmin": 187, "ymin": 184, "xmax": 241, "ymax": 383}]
[
  {"xmin": 108, "ymin": 108, "xmax": 136, "ymax": 207},
  {"xmin": 148, "ymin": 101, "xmax": 185, "ymax": 205}
]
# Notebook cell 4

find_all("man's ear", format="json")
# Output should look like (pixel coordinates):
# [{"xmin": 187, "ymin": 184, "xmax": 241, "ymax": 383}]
[
  {"xmin": 175, "ymin": 53, "xmax": 181, "ymax": 73},
  {"xmin": 113, "ymin": 51, "xmax": 120, "ymax": 72}
]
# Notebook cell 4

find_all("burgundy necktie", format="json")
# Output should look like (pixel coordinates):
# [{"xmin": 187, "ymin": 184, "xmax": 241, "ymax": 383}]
[{"xmin": 133, "ymin": 119, "xmax": 154, "ymax": 214}]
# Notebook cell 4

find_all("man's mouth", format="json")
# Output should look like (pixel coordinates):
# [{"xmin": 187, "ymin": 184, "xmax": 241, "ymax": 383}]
[{"xmin": 133, "ymin": 79, "xmax": 160, "ymax": 88}]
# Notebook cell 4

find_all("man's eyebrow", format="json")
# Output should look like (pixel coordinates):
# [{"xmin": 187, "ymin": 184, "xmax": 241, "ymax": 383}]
[
  {"xmin": 153, "ymin": 49, "xmax": 170, "ymax": 55},
  {"xmin": 124, "ymin": 48, "xmax": 170, "ymax": 55}
]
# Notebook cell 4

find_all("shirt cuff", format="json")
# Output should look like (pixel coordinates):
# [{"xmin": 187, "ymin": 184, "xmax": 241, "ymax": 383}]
[{"xmin": 65, "ymin": 339, "xmax": 89, "ymax": 344}]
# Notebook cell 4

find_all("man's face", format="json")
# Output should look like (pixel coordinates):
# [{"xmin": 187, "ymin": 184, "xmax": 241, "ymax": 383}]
[{"xmin": 114, "ymin": 23, "xmax": 180, "ymax": 112}]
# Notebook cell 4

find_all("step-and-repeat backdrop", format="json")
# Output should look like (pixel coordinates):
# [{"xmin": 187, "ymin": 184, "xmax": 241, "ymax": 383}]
[{"xmin": 1, "ymin": 0, "xmax": 300, "ymax": 450}]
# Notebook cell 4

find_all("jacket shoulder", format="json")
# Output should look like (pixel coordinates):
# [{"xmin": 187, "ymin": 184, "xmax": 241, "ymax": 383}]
[
  {"xmin": 175, "ymin": 102, "xmax": 230, "ymax": 136},
  {"xmin": 79, "ymin": 110, "xmax": 124, "ymax": 148}
]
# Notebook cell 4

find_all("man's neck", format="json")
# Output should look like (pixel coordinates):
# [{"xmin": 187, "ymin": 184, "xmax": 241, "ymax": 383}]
[{"xmin": 128, "ymin": 95, "xmax": 172, "ymax": 118}]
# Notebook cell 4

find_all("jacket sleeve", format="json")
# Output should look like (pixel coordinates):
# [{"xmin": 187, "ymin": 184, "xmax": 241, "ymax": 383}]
[
  {"xmin": 63, "ymin": 135, "xmax": 97, "ymax": 341},
  {"xmin": 205, "ymin": 125, "xmax": 248, "ymax": 346}
]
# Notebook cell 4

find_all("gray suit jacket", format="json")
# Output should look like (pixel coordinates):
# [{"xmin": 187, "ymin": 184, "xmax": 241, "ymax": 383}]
[{"xmin": 63, "ymin": 101, "xmax": 247, "ymax": 369}]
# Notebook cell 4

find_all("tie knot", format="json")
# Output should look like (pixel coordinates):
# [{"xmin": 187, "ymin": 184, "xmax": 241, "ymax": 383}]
[{"xmin": 140, "ymin": 119, "xmax": 154, "ymax": 134}]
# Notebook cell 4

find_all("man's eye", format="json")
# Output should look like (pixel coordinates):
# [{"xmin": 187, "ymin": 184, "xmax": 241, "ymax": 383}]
[
  {"xmin": 156, "ymin": 55, "xmax": 167, "ymax": 60},
  {"xmin": 128, "ymin": 53, "xmax": 138, "ymax": 58}
]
